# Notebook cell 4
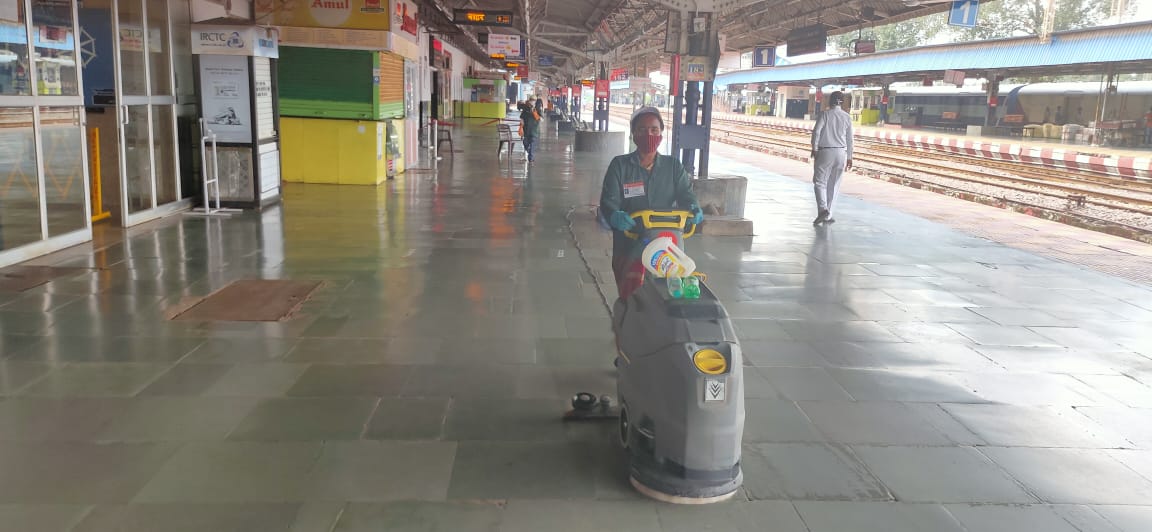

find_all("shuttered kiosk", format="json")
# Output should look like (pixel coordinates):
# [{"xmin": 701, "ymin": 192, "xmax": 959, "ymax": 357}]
[
  {"xmin": 191, "ymin": 26, "xmax": 283, "ymax": 208},
  {"xmin": 278, "ymin": 47, "xmax": 406, "ymax": 185}
]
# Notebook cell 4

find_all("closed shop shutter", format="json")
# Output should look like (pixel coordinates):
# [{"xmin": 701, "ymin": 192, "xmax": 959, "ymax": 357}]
[
  {"xmin": 378, "ymin": 51, "xmax": 404, "ymax": 119},
  {"xmin": 278, "ymin": 47, "xmax": 375, "ymax": 119}
]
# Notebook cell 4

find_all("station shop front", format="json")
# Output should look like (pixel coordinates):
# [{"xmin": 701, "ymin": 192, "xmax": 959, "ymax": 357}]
[
  {"xmin": 0, "ymin": 0, "xmax": 198, "ymax": 268},
  {"xmin": 0, "ymin": 0, "xmax": 470, "ymax": 267}
]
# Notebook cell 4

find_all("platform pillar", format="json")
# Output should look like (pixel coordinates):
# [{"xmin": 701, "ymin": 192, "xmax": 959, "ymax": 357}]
[
  {"xmin": 880, "ymin": 83, "xmax": 892, "ymax": 124},
  {"xmin": 985, "ymin": 75, "xmax": 1000, "ymax": 128},
  {"xmin": 593, "ymin": 62, "xmax": 610, "ymax": 132}
]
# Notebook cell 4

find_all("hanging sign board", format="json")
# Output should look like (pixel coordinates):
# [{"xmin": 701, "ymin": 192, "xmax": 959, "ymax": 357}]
[
  {"xmin": 487, "ymin": 34, "xmax": 520, "ymax": 57},
  {"xmin": 853, "ymin": 40, "xmax": 875, "ymax": 54},
  {"xmin": 752, "ymin": 46, "xmax": 775, "ymax": 67},
  {"xmin": 199, "ymin": 54, "xmax": 253, "ymax": 143},
  {"xmin": 785, "ymin": 24, "xmax": 827, "ymax": 56},
  {"xmin": 453, "ymin": 9, "xmax": 514, "ymax": 26},
  {"xmin": 192, "ymin": 25, "xmax": 279, "ymax": 57},
  {"xmin": 944, "ymin": 69, "xmax": 965, "ymax": 87}
]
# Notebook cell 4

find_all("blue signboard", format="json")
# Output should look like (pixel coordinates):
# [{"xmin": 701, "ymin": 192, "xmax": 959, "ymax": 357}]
[
  {"xmin": 948, "ymin": 0, "xmax": 979, "ymax": 28},
  {"xmin": 538, "ymin": 54, "xmax": 553, "ymax": 67},
  {"xmin": 752, "ymin": 46, "xmax": 775, "ymax": 68}
]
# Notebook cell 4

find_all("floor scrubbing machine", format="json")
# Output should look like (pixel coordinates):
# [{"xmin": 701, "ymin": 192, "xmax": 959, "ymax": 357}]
[{"xmin": 567, "ymin": 210, "xmax": 745, "ymax": 504}]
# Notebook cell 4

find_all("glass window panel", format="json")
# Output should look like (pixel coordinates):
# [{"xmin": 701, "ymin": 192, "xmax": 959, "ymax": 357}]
[
  {"xmin": 123, "ymin": 105, "xmax": 152, "ymax": 213},
  {"xmin": 118, "ymin": 0, "xmax": 147, "ymax": 95},
  {"xmin": 0, "ymin": 107, "xmax": 43, "ymax": 249},
  {"xmin": 0, "ymin": 0, "xmax": 32, "ymax": 96},
  {"xmin": 31, "ymin": 0, "xmax": 78, "ymax": 96},
  {"xmin": 146, "ymin": 0, "xmax": 170, "ymax": 96},
  {"xmin": 41, "ymin": 106, "xmax": 86, "ymax": 236},
  {"xmin": 151, "ymin": 103, "xmax": 176, "ymax": 204}
]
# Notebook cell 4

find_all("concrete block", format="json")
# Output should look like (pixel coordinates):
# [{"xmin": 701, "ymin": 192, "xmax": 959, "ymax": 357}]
[
  {"xmin": 692, "ymin": 175, "xmax": 748, "ymax": 218},
  {"xmin": 557, "ymin": 120, "xmax": 576, "ymax": 133},
  {"xmin": 698, "ymin": 216, "xmax": 754, "ymax": 236}
]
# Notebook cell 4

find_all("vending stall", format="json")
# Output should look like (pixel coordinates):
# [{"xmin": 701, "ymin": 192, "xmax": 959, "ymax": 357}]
[{"xmin": 191, "ymin": 25, "xmax": 281, "ymax": 207}]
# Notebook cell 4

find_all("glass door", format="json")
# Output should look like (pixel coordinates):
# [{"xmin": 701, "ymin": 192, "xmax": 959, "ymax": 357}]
[{"xmin": 113, "ymin": 0, "xmax": 179, "ymax": 225}]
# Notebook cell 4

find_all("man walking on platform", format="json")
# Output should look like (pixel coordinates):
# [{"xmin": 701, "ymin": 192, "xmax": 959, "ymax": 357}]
[
  {"xmin": 1144, "ymin": 107, "xmax": 1152, "ymax": 146},
  {"xmin": 810, "ymin": 91, "xmax": 853, "ymax": 225}
]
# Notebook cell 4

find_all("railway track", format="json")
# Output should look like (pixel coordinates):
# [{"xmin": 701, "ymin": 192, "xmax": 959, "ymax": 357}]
[{"xmin": 606, "ymin": 107, "xmax": 1152, "ymax": 240}]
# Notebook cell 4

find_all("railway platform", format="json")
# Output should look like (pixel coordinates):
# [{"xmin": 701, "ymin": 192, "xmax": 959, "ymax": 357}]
[{"xmin": 1, "ymin": 120, "xmax": 1151, "ymax": 531}]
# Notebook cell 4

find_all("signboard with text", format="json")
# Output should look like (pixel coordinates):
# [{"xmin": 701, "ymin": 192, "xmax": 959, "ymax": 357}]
[
  {"xmin": 192, "ymin": 25, "xmax": 279, "ymax": 57},
  {"xmin": 256, "ymin": 0, "xmax": 390, "ymax": 31},
  {"xmin": 487, "ymin": 34, "xmax": 520, "ymax": 57},
  {"xmin": 199, "ymin": 54, "xmax": 252, "ymax": 143},
  {"xmin": 785, "ymin": 24, "xmax": 827, "ymax": 56},
  {"xmin": 948, "ymin": 0, "xmax": 979, "ymax": 28},
  {"xmin": 453, "ymin": 9, "xmax": 513, "ymax": 26},
  {"xmin": 594, "ymin": 79, "xmax": 609, "ymax": 98},
  {"xmin": 752, "ymin": 46, "xmax": 775, "ymax": 67}
]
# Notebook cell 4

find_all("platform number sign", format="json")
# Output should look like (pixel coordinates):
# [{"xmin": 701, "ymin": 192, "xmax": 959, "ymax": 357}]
[
  {"xmin": 752, "ymin": 46, "xmax": 776, "ymax": 68},
  {"xmin": 948, "ymin": 0, "xmax": 979, "ymax": 28}
]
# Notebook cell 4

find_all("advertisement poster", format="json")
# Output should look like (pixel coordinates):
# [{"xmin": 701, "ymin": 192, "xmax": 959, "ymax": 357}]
[
  {"xmin": 255, "ymin": 0, "xmax": 389, "ymax": 30},
  {"xmin": 199, "ymin": 55, "xmax": 252, "ymax": 143},
  {"xmin": 594, "ymin": 79, "xmax": 609, "ymax": 99},
  {"xmin": 487, "ymin": 34, "xmax": 520, "ymax": 57}
]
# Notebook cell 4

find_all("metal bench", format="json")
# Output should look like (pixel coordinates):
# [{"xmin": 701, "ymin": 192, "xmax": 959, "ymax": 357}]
[{"xmin": 497, "ymin": 123, "xmax": 517, "ymax": 157}]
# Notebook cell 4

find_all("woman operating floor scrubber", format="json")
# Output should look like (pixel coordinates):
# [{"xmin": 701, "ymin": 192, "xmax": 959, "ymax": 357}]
[{"xmin": 565, "ymin": 107, "xmax": 745, "ymax": 504}]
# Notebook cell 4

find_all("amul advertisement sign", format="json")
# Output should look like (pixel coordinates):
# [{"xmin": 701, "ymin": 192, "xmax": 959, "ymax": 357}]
[{"xmin": 255, "ymin": 0, "xmax": 390, "ymax": 30}]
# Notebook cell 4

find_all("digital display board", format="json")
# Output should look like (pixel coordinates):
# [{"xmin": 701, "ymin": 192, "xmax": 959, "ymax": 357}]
[{"xmin": 453, "ymin": 9, "xmax": 514, "ymax": 26}]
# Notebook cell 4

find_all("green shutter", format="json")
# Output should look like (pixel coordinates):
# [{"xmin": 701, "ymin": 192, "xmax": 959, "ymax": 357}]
[{"xmin": 278, "ymin": 47, "xmax": 376, "ymax": 120}]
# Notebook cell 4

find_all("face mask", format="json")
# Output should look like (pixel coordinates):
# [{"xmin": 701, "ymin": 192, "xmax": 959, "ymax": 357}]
[{"xmin": 635, "ymin": 133, "xmax": 662, "ymax": 154}]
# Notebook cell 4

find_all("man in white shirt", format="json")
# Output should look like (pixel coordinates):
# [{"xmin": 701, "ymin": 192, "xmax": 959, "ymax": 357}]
[{"xmin": 810, "ymin": 91, "xmax": 854, "ymax": 225}]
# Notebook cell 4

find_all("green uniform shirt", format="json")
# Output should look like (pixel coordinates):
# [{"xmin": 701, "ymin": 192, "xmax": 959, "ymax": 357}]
[
  {"xmin": 520, "ymin": 110, "xmax": 540, "ymax": 138},
  {"xmin": 599, "ymin": 152, "xmax": 698, "ymax": 256}
]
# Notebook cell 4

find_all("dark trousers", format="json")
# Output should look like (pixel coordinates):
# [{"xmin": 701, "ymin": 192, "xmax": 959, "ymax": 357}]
[{"xmin": 523, "ymin": 136, "xmax": 536, "ymax": 161}]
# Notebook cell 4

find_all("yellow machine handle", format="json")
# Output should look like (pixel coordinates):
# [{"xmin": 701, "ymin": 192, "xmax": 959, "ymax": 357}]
[{"xmin": 623, "ymin": 209, "xmax": 697, "ymax": 240}]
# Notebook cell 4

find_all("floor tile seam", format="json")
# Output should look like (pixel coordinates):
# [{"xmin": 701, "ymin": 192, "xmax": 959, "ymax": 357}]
[
  {"xmin": 970, "ymin": 445, "xmax": 1121, "ymax": 506},
  {"xmin": 355, "ymin": 397, "xmax": 385, "ymax": 440},
  {"xmin": 1066, "ymin": 373, "xmax": 1152, "ymax": 409}
]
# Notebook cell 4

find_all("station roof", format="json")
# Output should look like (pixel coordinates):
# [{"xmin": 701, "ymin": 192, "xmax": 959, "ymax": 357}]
[
  {"xmin": 716, "ymin": 21, "xmax": 1152, "ymax": 89},
  {"xmin": 415, "ymin": 0, "xmax": 970, "ymax": 82}
]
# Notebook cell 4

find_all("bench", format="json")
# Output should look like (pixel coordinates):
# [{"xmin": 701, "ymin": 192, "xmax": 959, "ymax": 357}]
[{"xmin": 497, "ymin": 123, "xmax": 517, "ymax": 157}]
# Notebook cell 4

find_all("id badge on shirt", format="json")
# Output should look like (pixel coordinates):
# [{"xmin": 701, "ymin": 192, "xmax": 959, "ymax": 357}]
[{"xmin": 623, "ymin": 181, "xmax": 646, "ymax": 198}]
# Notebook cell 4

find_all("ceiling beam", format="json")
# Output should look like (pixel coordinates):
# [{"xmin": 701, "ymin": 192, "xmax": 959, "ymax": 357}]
[{"xmin": 508, "ymin": 27, "xmax": 593, "ymax": 59}]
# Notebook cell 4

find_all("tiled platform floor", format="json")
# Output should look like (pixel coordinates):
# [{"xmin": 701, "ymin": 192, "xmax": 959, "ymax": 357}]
[{"xmin": 0, "ymin": 121, "xmax": 1151, "ymax": 531}]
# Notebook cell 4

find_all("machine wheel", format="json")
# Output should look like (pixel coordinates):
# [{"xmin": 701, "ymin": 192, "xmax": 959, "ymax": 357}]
[{"xmin": 618, "ymin": 404, "xmax": 633, "ymax": 449}]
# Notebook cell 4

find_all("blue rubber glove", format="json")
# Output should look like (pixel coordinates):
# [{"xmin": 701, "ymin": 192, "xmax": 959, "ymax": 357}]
[
  {"xmin": 610, "ymin": 211, "xmax": 637, "ymax": 231},
  {"xmin": 689, "ymin": 204, "xmax": 704, "ymax": 225}
]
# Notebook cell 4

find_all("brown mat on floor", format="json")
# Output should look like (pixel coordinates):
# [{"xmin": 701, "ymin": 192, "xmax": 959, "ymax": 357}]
[
  {"xmin": 172, "ymin": 280, "xmax": 320, "ymax": 321},
  {"xmin": 0, "ymin": 266, "xmax": 91, "ymax": 292}
]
